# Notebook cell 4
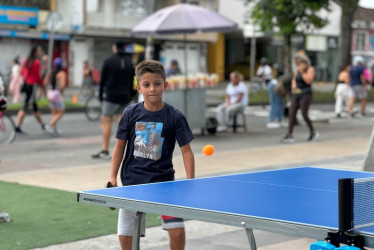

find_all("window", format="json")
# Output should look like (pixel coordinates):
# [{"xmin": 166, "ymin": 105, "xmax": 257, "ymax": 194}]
[
  {"xmin": 355, "ymin": 31, "xmax": 367, "ymax": 51},
  {"xmin": 0, "ymin": 0, "xmax": 49, "ymax": 10}
]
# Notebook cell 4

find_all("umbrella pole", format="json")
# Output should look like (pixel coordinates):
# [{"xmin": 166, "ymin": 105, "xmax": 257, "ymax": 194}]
[{"xmin": 183, "ymin": 33, "xmax": 188, "ymax": 118}]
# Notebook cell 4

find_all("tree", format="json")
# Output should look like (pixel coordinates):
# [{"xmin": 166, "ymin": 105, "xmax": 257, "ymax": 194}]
[
  {"xmin": 334, "ymin": 0, "xmax": 359, "ymax": 68},
  {"xmin": 251, "ymin": 0, "xmax": 330, "ymax": 75}
]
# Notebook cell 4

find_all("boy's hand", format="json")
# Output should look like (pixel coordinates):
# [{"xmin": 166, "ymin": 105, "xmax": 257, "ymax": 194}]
[{"xmin": 108, "ymin": 178, "xmax": 117, "ymax": 187}]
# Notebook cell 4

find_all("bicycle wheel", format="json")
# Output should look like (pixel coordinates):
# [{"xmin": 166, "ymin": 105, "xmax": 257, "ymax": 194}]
[
  {"xmin": 84, "ymin": 95, "xmax": 101, "ymax": 121},
  {"xmin": 0, "ymin": 112, "xmax": 16, "ymax": 144}
]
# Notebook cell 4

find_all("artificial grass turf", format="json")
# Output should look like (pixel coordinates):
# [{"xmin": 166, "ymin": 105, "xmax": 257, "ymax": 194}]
[{"xmin": 0, "ymin": 181, "xmax": 161, "ymax": 250}]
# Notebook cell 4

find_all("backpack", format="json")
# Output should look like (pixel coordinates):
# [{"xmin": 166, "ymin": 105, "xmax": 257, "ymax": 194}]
[
  {"xmin": 274, "ymin": 80, "xmax": 287, "ymax": 96},
  {"xmin": 91, "ymin": 69, "xmax": 101, "ymax": 84},
  {"xmin": 274, "ymin": 75, "xmax": 292, "ymax": 97}
]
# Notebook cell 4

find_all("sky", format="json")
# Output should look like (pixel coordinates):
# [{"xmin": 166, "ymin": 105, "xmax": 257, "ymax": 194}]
[{"xmin": 359, "ymin": 0, "xmax": 374, "ymax": 9}]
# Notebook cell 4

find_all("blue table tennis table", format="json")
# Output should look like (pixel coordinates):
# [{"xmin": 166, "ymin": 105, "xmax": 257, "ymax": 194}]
[{"xmin": 77, "ymin": 167, "xmax": 374, "ymax": 250}]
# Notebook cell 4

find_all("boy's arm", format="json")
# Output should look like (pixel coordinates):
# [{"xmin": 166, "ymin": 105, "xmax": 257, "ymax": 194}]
[
  {"xmin": 180, "ymin": 143, "xmax": 195, "ymax": 179},
  {"xmin": 109, "ymin": 139, "xmax": 127, "ymax": 186}
]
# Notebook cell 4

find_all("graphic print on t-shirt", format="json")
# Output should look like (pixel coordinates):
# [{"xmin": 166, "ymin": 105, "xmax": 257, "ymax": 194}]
[{"xmin": 134, "ymin": 121, "xmax": 164, "ymax": 160}]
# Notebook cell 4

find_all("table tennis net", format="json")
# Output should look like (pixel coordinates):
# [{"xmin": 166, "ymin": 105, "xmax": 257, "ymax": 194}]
[{"xmin": 353, "ymin": 177, "xmax": 374, "ymax": 229}]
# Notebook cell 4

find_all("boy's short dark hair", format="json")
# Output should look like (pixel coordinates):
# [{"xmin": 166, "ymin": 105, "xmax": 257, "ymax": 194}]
[{"xmin": 136, "ymin": 60, "xmax": 166, "ymax": 83}]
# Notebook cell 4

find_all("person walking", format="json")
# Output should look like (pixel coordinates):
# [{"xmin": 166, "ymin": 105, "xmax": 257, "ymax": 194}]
[
  {"xmin": 334, "ymin": 64, "xmax": 350, "ymax": 118},
  {"xmin": 216, "ymin": 71, "xmax": 248, "ymax": 132},
  {"xmin": 348, "ymin": 55, "xmax": 367, "ymax": 117},
  {"xmin": 44, "ymin": 58, "xmax": 67, "ymax": 135},
  {"xmin": 108, "ymin": 60, "xmax": 194, "ymax": 250},
  {"xmin": 14, "ymin": 45, "xmax": 46, "ymax": 134},
  {"xmin": 282, "ymin": 54, "xmax": 318, "ymax": 143},
  {"xmin": 92, "ymin": 40, "xmax": 135, "ymax": 159},
  {"xmin": 267, "ymin": 75, "xmax": 292, "ymax": 128},
  {"xmin": 8, "ymin": 56, "xmax": 22, "ymax": 103}
]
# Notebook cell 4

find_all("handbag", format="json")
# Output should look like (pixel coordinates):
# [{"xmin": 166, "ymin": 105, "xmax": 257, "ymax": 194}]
[
  {"xmin": 47, "ymin": 89, "xmax": 61, "ymax": 102},
  {"xmin": 20, "ymin": 83, "xmax": 26, "ymax": 93}
]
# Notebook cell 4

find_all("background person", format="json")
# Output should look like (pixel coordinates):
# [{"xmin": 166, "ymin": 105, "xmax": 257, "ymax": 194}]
[
  {"xmin": 166, "ymin": 59, "xmax": 181, "ymax": 77},
  {"xmin": 348, "ymin": 55, "xmax": 367, "ymax": 117},
  {"xmin": 14, "ymin": 45, "xmax": 46, "ymax": 134},
  {"xmin": 216, "ymin": 71, "xmax": 248, "ymax": 132},
  {"xmin": 45, "ymin": 58, "xmax": 67, "ymax": 135},
  {"xmin": 92, "ymin": 40, "xmax": 135, "ymax": 159},
  {"xmin": 109, "ymin": 60, "xmax": 194, "ymax": 250},
  {"xmin": 334, "ymin": 64, "xmax": 350, "ymax": 118},
  {"xmin": 283, "ymin": 54, "xmax": 318, "ymax": 143},
  {"xmin": 39, "ymin": 54, "xmax": 49, "ymax": 99},
  {"xmin": 256, "ymin": 57, "xmax": 272, "ymax": 90},
  {"xmin": 8, "ymin": 56, "xmax": 21, "ymax": 103},
  {"xmin": 267, "ymin": 75, "xmax": 292, "ymax": 128},
  {"xmin": 79, "ymin": 60, "xmax": 94, "ymax": 97}
]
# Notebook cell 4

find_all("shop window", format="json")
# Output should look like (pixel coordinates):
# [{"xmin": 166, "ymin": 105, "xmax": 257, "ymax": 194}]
[
  {"xmin": 355, "ymin": 31, "xmax": 367, "ymax": 51},
  {"xmin": 0, "ymin": 0, "xmax": 49, "ymax": 10}
]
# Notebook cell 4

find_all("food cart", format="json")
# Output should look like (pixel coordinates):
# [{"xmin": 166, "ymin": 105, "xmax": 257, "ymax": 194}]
[{"xmin": 163, "ymin": 73, "xmax": 219, "ymax": 134}]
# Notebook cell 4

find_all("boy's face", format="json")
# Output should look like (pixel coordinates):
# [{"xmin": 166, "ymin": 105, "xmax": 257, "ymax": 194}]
[{"xmin": 137, "ymin": 73, "xmax": 168, "ymax": 106}]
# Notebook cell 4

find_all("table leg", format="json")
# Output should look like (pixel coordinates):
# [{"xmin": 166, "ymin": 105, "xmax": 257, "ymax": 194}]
[
  {"xmin": 132, "ymin": 211, "xmax": 144, "ymax": 250},
  {"xmin": 245, "ymin": 228, "xmax": 257, "ymax": 250}
]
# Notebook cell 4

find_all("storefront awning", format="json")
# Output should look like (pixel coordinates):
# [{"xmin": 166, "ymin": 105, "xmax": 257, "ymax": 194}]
[{"xmin": 0, "ymin": 29, "xmax": 70, "ymax": 41}]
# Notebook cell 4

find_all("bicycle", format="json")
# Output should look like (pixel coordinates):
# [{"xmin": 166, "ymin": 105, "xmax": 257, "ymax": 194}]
[
  {"xmin": 84, "ymin": 89, "xmax": 101, "ymax": 121},
  {"xmin": 0, "ymin": 110, "xmax": 16, "ymax": 144}
]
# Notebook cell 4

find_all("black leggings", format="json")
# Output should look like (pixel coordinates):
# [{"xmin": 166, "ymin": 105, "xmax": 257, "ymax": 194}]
[
  {"xmin": 22, "ymin": 84, "xmax": 38, "ymax": 112},
  {"xmin": 288, "ymin": 93, "xmax": 314, "ymax": 135}
]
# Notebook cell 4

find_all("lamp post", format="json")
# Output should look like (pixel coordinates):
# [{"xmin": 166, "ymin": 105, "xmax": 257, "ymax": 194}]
[{"xmin": 46, "ymin": 11, "xmax": 62, "ymax": 74}]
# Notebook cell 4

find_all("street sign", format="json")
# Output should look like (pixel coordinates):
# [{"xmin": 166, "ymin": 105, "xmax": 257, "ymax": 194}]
[{"xmin": 46, "ymin": 11, "xmax": 62, "ymax": 32}]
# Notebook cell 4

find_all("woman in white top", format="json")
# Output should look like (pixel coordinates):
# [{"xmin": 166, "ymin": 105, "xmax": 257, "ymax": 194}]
[
  {"xmin": 334, "ymin": 64, "xmax": 350, "ymax": 118},
  {"xmin": 216, "ymin": 71, "xmax": 248, "ymax": 132}
]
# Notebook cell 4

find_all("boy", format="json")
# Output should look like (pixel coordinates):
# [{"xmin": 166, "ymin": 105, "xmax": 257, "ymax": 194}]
[{"xmin": 109, "ymin": 60, "xmax": 195, "ymax": 250}]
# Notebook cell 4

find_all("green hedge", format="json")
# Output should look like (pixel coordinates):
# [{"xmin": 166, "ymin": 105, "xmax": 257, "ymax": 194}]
[{"xmin": 249, "ymin": 89, "xmax": 374, "ymax": 105}]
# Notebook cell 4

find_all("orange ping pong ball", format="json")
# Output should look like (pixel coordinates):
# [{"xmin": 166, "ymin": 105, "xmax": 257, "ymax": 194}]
[{"xmin": 202, "ymin": 144, "xmax": 214, "ymax": 156}]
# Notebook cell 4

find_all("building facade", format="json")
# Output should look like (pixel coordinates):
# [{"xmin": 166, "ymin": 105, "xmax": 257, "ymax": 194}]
[
  {"xmin": 351, "ymin": 6, "xmax": 374, "ymax": 73},
  {"xmin": 0, "ymin": 0, "xmax": 224, "ymax": 87}
]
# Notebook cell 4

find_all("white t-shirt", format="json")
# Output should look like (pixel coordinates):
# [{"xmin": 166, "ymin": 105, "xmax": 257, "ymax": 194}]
[
  {"xmin": 226, "ymin": 81, "xmax": 248, "ymax": 106},
  {"xmin": 256, "ymin": 65, "xmax": 272, "ymax": 80}
]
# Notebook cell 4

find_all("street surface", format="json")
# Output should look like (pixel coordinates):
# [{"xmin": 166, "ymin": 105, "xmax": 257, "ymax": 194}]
[{"xmin": 1, "ymin": 97, "xmax": 374, "ymax": 249}]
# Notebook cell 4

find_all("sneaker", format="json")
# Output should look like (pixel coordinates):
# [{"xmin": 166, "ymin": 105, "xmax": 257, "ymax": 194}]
[
  {"xmin": 15, "ymin": 127, "xmax": 26, "ymax": 134},
  {"xmin": 217, "ymin": 125, "xmax": 228, "ymax": 132},
  {"xmin": 45, "ymin": 124, "xmax": 59, "ymax": 135},
  {"xmin": 0, "ymin": 212, "xmax": 10, "ymax": 223},
  {"xmin": 41, "ymin": 123, "xmax": 46, "ymax": 131},
  {"xmin": 92, "ymin": 150, "xmax": 111, "ymax": 159},
  {"xmin": 280, "ymin": 121, "xmax": 288, "ymax": 128},
  {"xmin": 267, "ymin": 122, "xmax": 281, "ymax": 129},
  {"xmin": 282, "ymin": 135, "xmax": 294, "ymax": 144},
  {"xmin": 308, "ymin": 131, "xmax": 319, "ymax": 142}
]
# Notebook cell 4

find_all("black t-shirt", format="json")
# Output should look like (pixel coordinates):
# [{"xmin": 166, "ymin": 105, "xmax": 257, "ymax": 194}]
[
  {"xmin": 99, "ymin": 52, "xmax": 135, "ymax": 104},
  {"xmin": 116, "ymin": 102, "xmax": 194, "ymax": 186}
]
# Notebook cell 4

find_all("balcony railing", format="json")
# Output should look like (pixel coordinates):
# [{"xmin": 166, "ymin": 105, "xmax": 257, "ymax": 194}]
[{"xmin": 86, "ymin": 12, "xmax": 145, "ymax": 30}]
